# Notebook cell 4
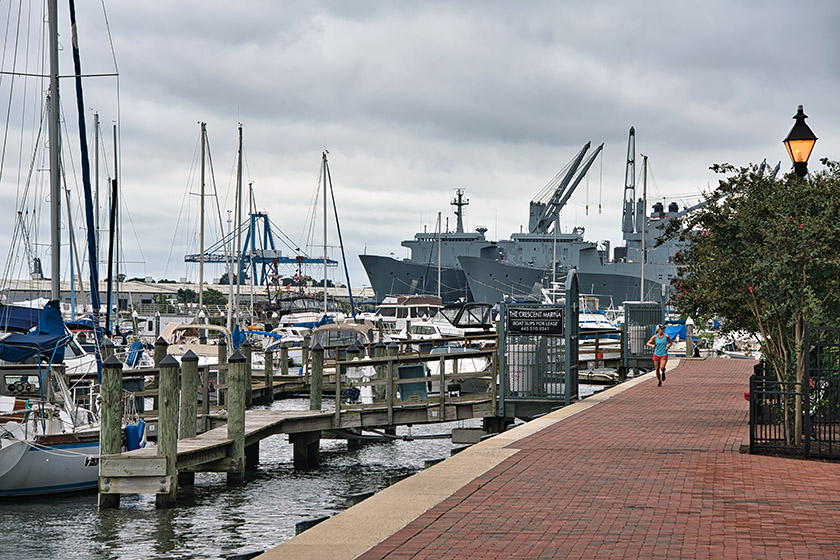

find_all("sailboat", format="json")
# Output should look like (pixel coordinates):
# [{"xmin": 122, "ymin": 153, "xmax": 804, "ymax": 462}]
[{"xmin": 0, "ymin": 0, "xmax": 108, "ymax": 495}]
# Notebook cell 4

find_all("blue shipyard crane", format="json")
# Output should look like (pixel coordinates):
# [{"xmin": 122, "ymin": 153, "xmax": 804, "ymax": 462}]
[
  {"xmin": 184, "ymin": 211, "xmax": 336, "ymax": 287},
  {"xmin": 528, "ymin": 141, "xmax": 604, "ymax": 234}
]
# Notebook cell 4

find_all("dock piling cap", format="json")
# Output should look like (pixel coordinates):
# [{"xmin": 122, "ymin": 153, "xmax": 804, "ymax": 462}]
[
  {"xmin": 155, "ymin": 336, "xmax": 168, "ymax": 347},
  {"xmin": 387, "ymin": 341, "xmax": 399, "ymax": 350},
  {"xmin": 160, "ymin": 354, "xmax": 181, "ymax": 368},
  {"xmin": 181, "ymin": 349, "xmax": 199, "ymax": 362},
  {"xmin": 228, "ymin": 349, "xmax": 246, "ymax": 363},
  {"xmin": 102, "ymin": 354, "xmax": 124, "ymax": 368},
  {"xmin": 102, "ymin": 338, "xmax": 115, "ymax": 349},
  {"xmin": 312, "ymin": 342, "xmax": 324, "ymax": 352}
]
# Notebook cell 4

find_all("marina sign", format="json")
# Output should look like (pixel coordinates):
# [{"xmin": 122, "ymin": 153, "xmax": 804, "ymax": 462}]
[{"xmin": 506, "ymin": 306, "xmax": 564, "ymax": 336}]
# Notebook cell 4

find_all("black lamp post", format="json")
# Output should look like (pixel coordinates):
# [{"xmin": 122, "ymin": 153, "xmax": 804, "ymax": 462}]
[{"xmin": 783, "ymin": 105, "xmax": 817, "ymax": 178}]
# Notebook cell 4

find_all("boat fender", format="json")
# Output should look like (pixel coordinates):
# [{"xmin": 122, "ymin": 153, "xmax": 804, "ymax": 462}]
[{"xmin": 126, "ymin": 421, "xmax": 146, "ymax": 451}]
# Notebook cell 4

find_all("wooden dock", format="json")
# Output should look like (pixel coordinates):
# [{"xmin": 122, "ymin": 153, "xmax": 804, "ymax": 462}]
[{"xmin": 96, "ymin": 341, "xmax": 498, "ymax": 509}]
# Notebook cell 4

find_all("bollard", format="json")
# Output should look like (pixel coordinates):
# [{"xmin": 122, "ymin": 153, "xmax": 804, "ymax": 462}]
[
  {"xmin": 98, "ymin": 355, "xmax": 124, "ymax": 510},
  {"xmin": 242, "ymin": 340, "xmax": 253, "ymax": 408},
  {"xmin": 686, "ymin": 322, "xmax": 695, "ymax": 358},
  {"xmin": 101, "ymin": 338, "xmax": 115, "ymax": 361},
  {"xmin": 156, "ymin": 355, "xmax": 181, "ymax": 509},
  {"xmin": 310, "ymin": 343, "xmax": 324, "ymax": 411},
  {"xmin": 280, "ymin": 342, "xmax": 289, "ymax": 377},
  {"xmin": 217, "ymin": 336, "xmax": 228, "ymax": 406},
  {"xmin": 227, "ymin": 350, "xmax": 247, "ymax": 483},
  {"xmin": 262, "ymin": 349, "xmax": 274, "ymax": 405},
  {"xmin": 373, "ymin": 341, "xmax": 386, "ymax": 401}
]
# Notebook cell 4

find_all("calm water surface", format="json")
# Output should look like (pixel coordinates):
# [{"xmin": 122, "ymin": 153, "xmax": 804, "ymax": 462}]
[{"xmin": 0, "ymin": 386, "xmax": 606, "ymax": 560}]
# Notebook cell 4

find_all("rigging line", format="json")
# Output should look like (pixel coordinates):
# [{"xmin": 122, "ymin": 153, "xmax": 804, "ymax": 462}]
[
  {"xmin": 0, "ymin": 0, "xmax": 24, "ymax": 192},
  {"xmin": 302, "ymin": 161, "xmax": 322, "ymax": 257},
  {"xmin": 204, "ymin": 133, "xmax": 232, "ymax": 272},
  {"xmin": 163, "ymin": 127, "xmax": 201, "ymax": 279},
  {"xmin": 325, "ymin": 158, "xmax": 356, "ymax": 319},
  {"xmin": 98, "ymin": 0, "xmax": 119, "ymax": 74}
]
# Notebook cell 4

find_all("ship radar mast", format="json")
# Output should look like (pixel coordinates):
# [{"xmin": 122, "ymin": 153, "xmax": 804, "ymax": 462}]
[
  {"xmin": 451, "ymin": 188, "xmax": 468, "ymax": 234},
  {"xmin": 621, "ymin": 127, "xmax": 636, "ymax": 235}
]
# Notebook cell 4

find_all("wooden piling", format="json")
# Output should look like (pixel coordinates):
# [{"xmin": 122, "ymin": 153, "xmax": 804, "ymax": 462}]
[
  {"xmin": 154, "ymin": 336, "xmax": 168, "ymax": 366},
  {"xmin": 373, "ymin": 341, "xmax": 386, "ymax": 401},
  {"xmin": 98, "ymin": 355, "xmax": 124, "ymax": 510},
  {"xmin": 261, "ymin": 348, "xmax": 274, "ymax": 405},
  {"xmin": 310, "ymin": 343, "xmax": 324, "ymax": 411},
  {"xmin": 217, "ymin": 337, "xmax": 227, "ymax": 406},
  {"xmin": 387, "ymin": 341, "xmax": 398, "ymax": 424},
  {"xmin": 279, "ymin": 342, "xmax": 289, "ymax": 377},
  {"xmin": 178, "ymin": 350, "xmax": 199, "ymax": 486},
  {"xmin": 290, "ymin": 430, "xmax": 320, "ymax": 470},
  {"xmin": 101, "ymin": 338, "xmax": 115, "ymax": 361},
  {"xmin": 156, "ymin": 355, "xmax": 180, "ymax": 509},
  {"xmin": 227, "ymin": 350, "xmax": 247, "ymax": 483},
  {"xmin": 302, "ymin": 334, "xmax": 311, "ymax": 380},
  {"xmin": 686, "ymin": 322, "xmax": 695, "ymax": 358},
  {"xmin": 242, "ymin": 340, "xmax": 253, "ymax": 408}
]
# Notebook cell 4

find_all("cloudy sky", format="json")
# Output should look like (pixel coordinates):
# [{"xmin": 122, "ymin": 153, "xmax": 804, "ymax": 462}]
[{"xmin": 2, "ymin": 0, "xmax": 839, "ymax": 293}]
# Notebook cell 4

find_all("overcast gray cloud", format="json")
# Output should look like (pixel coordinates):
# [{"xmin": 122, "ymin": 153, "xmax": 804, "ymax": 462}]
[{"xmin": 1, "ymin": 0, "xmax": 838, "ymax": 292}]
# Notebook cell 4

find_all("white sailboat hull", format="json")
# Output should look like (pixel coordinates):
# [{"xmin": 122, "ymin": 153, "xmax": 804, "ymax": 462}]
[{"xmin": 0, "ymin": 437, "xmax": 99, "ymax": 497}]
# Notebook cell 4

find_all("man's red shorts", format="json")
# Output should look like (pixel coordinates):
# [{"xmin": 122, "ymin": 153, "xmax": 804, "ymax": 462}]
[{"xmin": 653, "ymin": 354, "xmax": 668, "ymax": 366}]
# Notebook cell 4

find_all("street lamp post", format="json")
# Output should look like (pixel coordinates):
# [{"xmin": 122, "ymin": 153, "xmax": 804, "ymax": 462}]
[{"xmin": 783, "ymin": 105, "xmax": 818, "ymax": 178}]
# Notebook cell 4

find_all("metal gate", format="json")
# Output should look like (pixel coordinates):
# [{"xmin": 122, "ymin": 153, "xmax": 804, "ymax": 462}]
[
  {"xmin": 749, "ymin": 324, "xmax": 840, "ymax": 459},
  {"xmin": 623, "ymin": 301, "xmax": 664, "ymax": 367},
  {"xmin": 498, "ymin": 270, "xmax": 579, "ymax": 418}
]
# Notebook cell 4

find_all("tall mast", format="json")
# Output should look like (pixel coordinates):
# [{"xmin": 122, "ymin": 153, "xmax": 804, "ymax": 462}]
[
  {"xmin": 94, "ymin": 112, "xmax": 100, "ymax": 272},
  {"xmin": 322, "ymin": 151, "xmax": 328, "ymax": 315},
  {"xmin": 112, "ymin": 124, "xmax": 119, "ymax": 321},
  {"xmin": 198, "ymin": 122, "xmax": 206, "ymax": 315},
  {"xmin": 640, "ymin": 154, "xmax": 648, "ymax": 301},
  {"xmin": 621, "ymin": 127, "xmax": 636, "ymax": 236},
  {"xmin": 234, "ymin": 128, "xmax": 243, "ymax": 325},
  {"xmin": 48, "ymin": 0, "xmax": 61, "ymax": 300},
  {"xmin": 228, "ymin": 125, "xmax": 242, "ymax": 331}
]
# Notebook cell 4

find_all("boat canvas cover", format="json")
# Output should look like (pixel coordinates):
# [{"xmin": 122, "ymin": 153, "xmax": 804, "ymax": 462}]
[
  {"xmin": 0, "ymin": 301, "xmax": 68, "ymax": 363},
  {"xmin": 0, "ymin": 304, "xmax": 42, "ymax": 333}
]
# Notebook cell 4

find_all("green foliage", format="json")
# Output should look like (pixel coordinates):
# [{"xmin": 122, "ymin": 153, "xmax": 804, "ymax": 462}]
[
  {"xmin": 671, "ymin": 159, "xmax": 840, "ymax": 384},
  {"xmin": 177, "ymin": 288, "xmax": 197, "ymax": 304},
  {"xmin": 203, "ymin": 288, "xmax": 227, "ymax": 305}
]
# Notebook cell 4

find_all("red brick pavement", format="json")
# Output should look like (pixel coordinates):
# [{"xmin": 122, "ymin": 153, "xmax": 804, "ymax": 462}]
[{"xmin": 359, "ymin": 359, "xmax": 840, "ymax": 559}]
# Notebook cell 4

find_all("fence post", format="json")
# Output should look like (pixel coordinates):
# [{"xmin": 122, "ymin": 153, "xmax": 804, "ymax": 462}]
[
  {"xmin": 749, "ymin": 374, "xmax": 756, "ymax": 454},
  {"xmin": 156, "ymin": 355, "xmax": 181, "ymax": 509},
  {"xmin": 98, "ymin": 355, "xmax": 124, "ymax": 510},
  {"xmin": 310, "ymin": 343, "xmax": 324, "ymax": 411},
  {"xmin": 227, "ymin": 350, "xmax": 247, "ymax": 483},
  {"xmin": 387, "ymin": 341, "xmax": 398, "ymax": 424}
]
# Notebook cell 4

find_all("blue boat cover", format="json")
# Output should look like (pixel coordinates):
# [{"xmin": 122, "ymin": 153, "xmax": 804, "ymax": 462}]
[
  {"xmin": 126, "ymin": 340, "xmax": 145, "ymax": 367},
  {"xmin": 231, "ymin": 324, "xmax": 247, "ymax": 350},
  {"xmin": 0, "ymin": 301, "xmax": 68, "ymax": 363},
  {"xmin": 0, "ymin": 304, "xmax": 42, "ymax": 333}
]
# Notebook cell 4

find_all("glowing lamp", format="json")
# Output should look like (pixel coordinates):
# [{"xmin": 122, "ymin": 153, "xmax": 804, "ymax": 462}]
[{"xmin": 783, "ymin": 105, "xmax": 817, "ymax": 177}]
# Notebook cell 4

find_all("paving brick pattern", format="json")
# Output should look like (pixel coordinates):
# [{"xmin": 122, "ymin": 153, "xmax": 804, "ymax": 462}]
[{"xmin": 359, "ymin": 359, "xmax": 840, "ymax": 559}]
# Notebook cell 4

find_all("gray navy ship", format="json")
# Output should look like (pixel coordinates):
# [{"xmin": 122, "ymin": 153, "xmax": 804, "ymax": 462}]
[
  {"xmin": 359, "ymin": 189, "xmax": 499, "ymax": 303},
  {"xmin": 361, "ymin": 130, "xmax": 694, "ymax": 307}
]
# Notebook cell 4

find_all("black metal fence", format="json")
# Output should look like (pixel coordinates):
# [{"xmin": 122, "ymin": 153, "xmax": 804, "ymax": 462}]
[{"xmin": 749, "ymin": 324, "xmax": 840, "ymax": 459}]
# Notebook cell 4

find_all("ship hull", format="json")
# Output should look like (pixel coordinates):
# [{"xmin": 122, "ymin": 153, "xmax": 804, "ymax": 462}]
[
  {"xmin": 359, "ymin": 255, "xmax": 472, "ymax": 304},
  {"xmin": 460, "ymin": 256, "xmax": 672, "ymax": 307}
]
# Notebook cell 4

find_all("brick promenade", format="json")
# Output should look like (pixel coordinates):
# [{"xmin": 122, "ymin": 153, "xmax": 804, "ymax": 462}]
[{"xmin": 359, "ymin": 359, "xmax": 840, "ymax": 559}]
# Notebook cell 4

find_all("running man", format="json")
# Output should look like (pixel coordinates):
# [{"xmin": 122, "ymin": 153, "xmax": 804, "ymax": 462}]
[{"xmin": 646, "ymin": 325, "xmax": 672, "ymax": 387}]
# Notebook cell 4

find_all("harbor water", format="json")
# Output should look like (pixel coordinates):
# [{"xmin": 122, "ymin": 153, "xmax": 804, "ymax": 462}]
[{"xmin": 0, "ymin": 386, "xmax": 607, "ymax": 560}]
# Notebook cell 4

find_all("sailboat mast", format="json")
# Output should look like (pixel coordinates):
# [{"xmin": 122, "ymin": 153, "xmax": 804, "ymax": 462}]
[
  {"xmin": 94, "ymin": 112, "xmax": 100, "ymax": 269},
  {"xmin": 228, "ymin": 124, "xmax": 243, "ymax": 331},
  {"xmin": 199, "ymin": 122, "xmax": 206, "ymax": 315},
  {"xmin": 322, "ymin": 151, "xmax": 328, "ymax": 315},
  {"xmin": 234, "ymin": 129, "xmax": 243, "ymax": 326},
  {"xmin": 48, "ymin": 0, "xmax": 61, "ymax": 300},
  {"xmin": 640, "ymin": 154, "xmax": 648, "ymax": 301}
]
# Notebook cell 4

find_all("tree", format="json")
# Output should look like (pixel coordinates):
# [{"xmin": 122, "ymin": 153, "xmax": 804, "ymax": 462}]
[
  {"xmin": 668, "ymin": 160, "xmax": 840, "ymax": 444},
  {"xmin": 203, "ymin": 288, "xmax": 227, "ymax": 305},
  {"xmin": 177, "ymin": 288, "xmax": 198, "ymax": 304}
]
